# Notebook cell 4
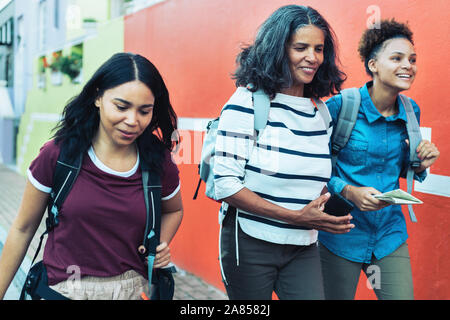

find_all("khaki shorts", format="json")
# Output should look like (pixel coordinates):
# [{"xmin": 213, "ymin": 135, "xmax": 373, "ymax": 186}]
[{"xmin": 49, "ymin": 269, "xmax": 149, "ymax": 300}]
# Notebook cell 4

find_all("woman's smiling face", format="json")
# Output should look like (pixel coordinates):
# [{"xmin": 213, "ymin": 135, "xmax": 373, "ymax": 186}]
[
  {"xmin": 286, "ymin": 25, "xmax": 325, "ymax": 94},
  {"xmin": 368, "ymin": 37, "xmax": 417, "ymax": 91},
  {"xmin": 95, "ymin": 80, "xmax": 155, "ymax": 147}
]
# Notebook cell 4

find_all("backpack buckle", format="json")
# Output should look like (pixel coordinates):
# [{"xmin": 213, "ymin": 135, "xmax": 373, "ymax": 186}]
[
  {"xmin": 331, "ymin": 144, "xmax": 341, "ymax": 155},
  {"xmin": 411, "ymin": 161, "xmax": 421, "ymax": 169}
]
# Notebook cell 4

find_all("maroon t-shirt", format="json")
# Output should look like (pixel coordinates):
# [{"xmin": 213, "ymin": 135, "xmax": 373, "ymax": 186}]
[{"xmin": 28, "ymin": 140, "xmax": 180, "ymax": 285}]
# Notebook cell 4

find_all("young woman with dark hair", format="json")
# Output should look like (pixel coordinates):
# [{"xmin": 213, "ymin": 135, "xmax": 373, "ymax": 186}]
[
  {"xmin": 0, "ymin": 53, "xmax": 183, "ymax": 300},
  {"xmin": 214, "ymin": 5, "xmax": 352, "ymax": 300},
  {"xmin": 319, "ymin": 19, "xmax": 440, "ymax": 300}
]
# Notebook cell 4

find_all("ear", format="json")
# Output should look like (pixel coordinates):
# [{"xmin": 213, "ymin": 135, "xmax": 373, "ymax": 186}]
[
  {"xmin": 94, "ymin": 97, "xmax": 101, "ymax": 108},
  {"xmin": 367, "ymin": 58, "xmax": 377, "ymax": 74}
]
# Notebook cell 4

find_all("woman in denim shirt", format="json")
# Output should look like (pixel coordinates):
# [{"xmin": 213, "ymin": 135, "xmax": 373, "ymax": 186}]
[{"xmin": 318, "ymin": 19, "xmax": 440, "ymax": 300}]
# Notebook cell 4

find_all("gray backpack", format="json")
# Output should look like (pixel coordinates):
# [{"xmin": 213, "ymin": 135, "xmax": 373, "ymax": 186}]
[
  {"xmin": 331, "ymin": 88, "xmax": 422, "ymax": 222},
  {"xmin": 193, "ymin": 88, "xmax": 331, "ymax": 201}
]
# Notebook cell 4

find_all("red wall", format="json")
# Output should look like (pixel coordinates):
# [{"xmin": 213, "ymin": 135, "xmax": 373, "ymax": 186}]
[{"xmin": 124, "ymin": 0, "xmax": 450, "ymax": 299}]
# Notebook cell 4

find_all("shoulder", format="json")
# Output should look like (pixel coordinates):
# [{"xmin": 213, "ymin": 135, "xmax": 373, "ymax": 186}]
[
  {"xmin": 400, "ymin": 94, "xmax": 421, "ymax": 119},
  {"xmin": 33, "ymin": 139, "xmax": 61, "ymax": 167},
  {"xmin": 160, "ymin": 149, "xmax": 180, "ymax": 200},
  {"xmin": 28, "ymin": 139, "xmax": 61, "ymax": 192},
  {"xmin": 223, "ymin": 87, "xmax": 254, "ymax": 111},
  {"xmin": 218, "ymin": 87, "xmax": 255, "ymax": 134},
  {"xmin": 325, "ymin": 93, "xmax": 343, "ymax": 121},
  {"xmin": 405, "ymin": 96, "xmax": 420, "ymax": 112},
  {"xmin": 162, "ymin": 149, "xmax": 178, "ymax": 171},
  {"xmin": 325, "ymin": 93, "xmax": 343, "ymax": 109}
]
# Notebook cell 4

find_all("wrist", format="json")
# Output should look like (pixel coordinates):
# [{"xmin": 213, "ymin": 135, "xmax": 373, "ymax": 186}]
[
  {"xmin": 283, "ymin": 207, "xmax": 303, "ymax": 225},
  {"xmin": 341, "ymin": 185, "xmax": 353, "ymax": 201}
]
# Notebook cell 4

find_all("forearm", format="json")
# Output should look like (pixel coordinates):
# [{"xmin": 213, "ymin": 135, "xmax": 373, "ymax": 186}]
[
  {"xmin": 0, "ymin": 181, "xmax": 47, "ymax": 299},
  {"xmin": 223, "ymin": 187, "xmax": 297, "ymax": 224},
  {"xmin": 160, "ymin": 209, "xmax": 183, "ymax": 245},
  {"xmin": 0, "ymin": 225, "xmax": 35, "ymax": 299}
]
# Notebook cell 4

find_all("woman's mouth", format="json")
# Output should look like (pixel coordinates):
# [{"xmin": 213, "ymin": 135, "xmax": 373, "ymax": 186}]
[
  {"xmin": 118, "ymin": 129, "xmax": 137, "ymax": 139},
  {"xmin": 299, "ymin": 66, "xmax": 317, "ymax": 76},
  {"xmin": 397, "ymin": 73, "xmax": 413, "ymax": 80}
]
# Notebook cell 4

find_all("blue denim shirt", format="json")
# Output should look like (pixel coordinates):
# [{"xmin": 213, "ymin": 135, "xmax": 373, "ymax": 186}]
[{"xmin": 318, "ymin": 82, "xmax": 427, "ymax": 263}]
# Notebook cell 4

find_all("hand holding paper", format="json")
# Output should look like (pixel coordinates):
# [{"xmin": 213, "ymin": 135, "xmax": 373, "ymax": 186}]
[{"xmin": 374, "ymin": 189, "xmax": 423, "ymax": 205}]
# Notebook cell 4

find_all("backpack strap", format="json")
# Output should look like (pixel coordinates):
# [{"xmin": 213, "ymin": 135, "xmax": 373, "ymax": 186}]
[
  {"xmin": 399, "ymin": 94, "xmax": 422, "ymax": 223},
  {"xmin": 252, "ymin": 89, "xmax": 271, "ymax": 131},
  {"xmin": 30, "ymin": 146, "xmax": 83, "ymax": 267},
  {"xmin": 331, "ymin": 88, "xmax": 361, "ymax": 167},
  {"xmin": 47, "ymin": 149, "xmax": 83, "ymax": 231},
  {"xmin": 313, "ymin": 98, "xmax": 331, "ymax": 131},
  {"xmin": 193, "ymin": 87, "xmax": 270, "ymax": 200},
  {"xmin": 140, "ymin": 161, "xmax": 167, "ymax": 298}
]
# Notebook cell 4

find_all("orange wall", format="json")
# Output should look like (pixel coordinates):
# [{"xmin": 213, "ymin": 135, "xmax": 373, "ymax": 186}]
[{"xmin": 124, "ymin": 0, "xmax": 450, "ymax": 299}]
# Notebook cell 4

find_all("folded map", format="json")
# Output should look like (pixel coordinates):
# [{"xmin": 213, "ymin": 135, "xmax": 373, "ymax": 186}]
[{"xmin": 374, "ymin": 189, "xmax": 423, "ymax": 205}]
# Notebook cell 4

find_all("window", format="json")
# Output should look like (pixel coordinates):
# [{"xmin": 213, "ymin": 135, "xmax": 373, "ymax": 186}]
[
  {"xmin": 54, "ymin": 0, "xmax": 60, "ymax": 29},
  {"xmin": 38, "ymin": 0, "xmax": 48, "ymax": 51},
  {"xmin": 0, "ymin": 18, "xmax": 13, "ymax": 46},
  {"xmin": 37, "ymin": 56, "xmax": 47, "ymax": 89}
]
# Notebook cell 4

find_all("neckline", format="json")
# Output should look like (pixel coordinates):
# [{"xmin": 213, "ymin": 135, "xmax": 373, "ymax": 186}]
[{"xmin": 87, "ymin": 146, "xmax": 139, "ymax": 177}]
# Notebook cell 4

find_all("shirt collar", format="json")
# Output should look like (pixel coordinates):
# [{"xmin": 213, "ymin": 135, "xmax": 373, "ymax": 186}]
[{"xmin": 360, "ymin": 81, "xmax": 408, "ymax": 123}]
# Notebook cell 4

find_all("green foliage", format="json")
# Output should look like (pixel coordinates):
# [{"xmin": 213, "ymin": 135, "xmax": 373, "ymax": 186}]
[{"xmin": 50, "ymin": 52, "xmax": 82, "ymax": 81}]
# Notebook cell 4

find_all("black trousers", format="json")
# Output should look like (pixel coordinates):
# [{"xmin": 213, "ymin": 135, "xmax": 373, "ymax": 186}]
[{"xmin": 220, "ymin": 208, "xmax": 325, "ymax": 300}]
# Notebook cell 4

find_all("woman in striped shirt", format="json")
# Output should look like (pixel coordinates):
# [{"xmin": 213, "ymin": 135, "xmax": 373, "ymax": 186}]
[{"xmin": 214, "ymin": 5, "xmax": 352, "ymax": 300}]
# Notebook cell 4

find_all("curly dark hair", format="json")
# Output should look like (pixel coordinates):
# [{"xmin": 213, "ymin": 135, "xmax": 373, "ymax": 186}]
[
  {"xmin": 358, "ymin": 19, "xmax": 414, "ymax": 77},
  {"xmin": 233, "ymin": 5, "xmax": 346, "ymax": 99}
]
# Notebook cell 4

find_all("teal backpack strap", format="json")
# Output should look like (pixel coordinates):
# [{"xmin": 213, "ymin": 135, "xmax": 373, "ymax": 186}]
[
  {"xmin": 252, "ymin": 88, "xmax": 271, "ymax": 131},
  {"xmin": 141, "ymin": 165, "xmax": 175, "ymax": 300},
  {"xmin": 141, "ymin": 168, "xmax": 162, "ymax": 297},
  {"xmin": 399, "ymin": 94, "xmax": 422, "ymax": 223},
  {"xmin": 331, "ymin": 88, "xmax": 361, "ymax": 167}
]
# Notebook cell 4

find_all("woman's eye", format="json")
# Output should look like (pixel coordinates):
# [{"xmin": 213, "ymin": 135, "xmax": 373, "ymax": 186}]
[
  {"xmin": 116, "ymin": 105, "xmax": 127, "ymax": 111},
  {"xmin": 139, "ymin": 108, "xmax": 153, "ymax": 116}
]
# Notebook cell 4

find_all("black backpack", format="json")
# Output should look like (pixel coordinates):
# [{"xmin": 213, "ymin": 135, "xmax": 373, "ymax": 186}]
[{"xmin": 19, "ymin": 143, "xmax": 175, "ymax": 300}]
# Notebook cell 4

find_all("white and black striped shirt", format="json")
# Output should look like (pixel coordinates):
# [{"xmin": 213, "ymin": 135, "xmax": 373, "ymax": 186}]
[{"xmin": 214, "ymin": 87, "xmax": 332, "ymax": 245}]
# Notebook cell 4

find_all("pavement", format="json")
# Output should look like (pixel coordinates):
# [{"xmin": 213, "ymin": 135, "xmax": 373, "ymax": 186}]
[{"xmin": 0, "ymin": 163, "xmax": 227, "ymax": 300}]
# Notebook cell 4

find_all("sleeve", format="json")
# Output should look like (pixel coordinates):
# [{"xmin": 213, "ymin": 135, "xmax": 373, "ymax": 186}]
[
  {"xmin": 161, "ymin": 149, "xmax": 181, "ymax": 200},
  {"xmin": 213, "ymin": 88, "xmax": 255, "ymax": 200},
  {"xmin": 325, "ymin": 95, "xmax": 349, "ymax": 195},
  {"xmin": 27, "ymin": 139, "xmax": 60, "ymax": 193},
  {"xmin": 325, "ymin": 94, "xmax": 342, "ymax": 128}
]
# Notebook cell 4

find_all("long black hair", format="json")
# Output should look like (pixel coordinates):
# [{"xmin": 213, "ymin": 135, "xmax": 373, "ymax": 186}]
[
  {"xmin": 52, "ymin": 52, "xmax": 178, "ymax": 172},
  {"xmin": 233, "ymin": 5, "xmax": 346, "ymax": 98}
]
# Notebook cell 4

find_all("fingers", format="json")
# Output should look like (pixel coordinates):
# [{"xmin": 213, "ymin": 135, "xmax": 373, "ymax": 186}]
[
  {"xmin": 354, "ymin": 187, "xmax": 383, "ymax": 211},
  {"xmin": 313, "ymin": 214, "xmax": 355, "ymax": 234},
  {"xmin": 153, "ymin": 242, "xmax": 171, "ymax": 268},
  {"xmin": 315, "ymin": 192, "xmax": 330, "ymax": 211},
  {"xmin": 416, "ymin": 140, "xmax": 440, "ymax": 160},
  {"xmin": 415, "ymin": 140, "xmax": 440, "ymax": 171},
  {"xmin": 307, "ymin": 209, "xmax": 355, "ymax": 234}
]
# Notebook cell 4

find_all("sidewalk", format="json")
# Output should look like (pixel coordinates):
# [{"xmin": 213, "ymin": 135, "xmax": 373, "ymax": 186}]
[{"xmin": 0, "ymin": 164, "xmax": 227, "ymax": 300}]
